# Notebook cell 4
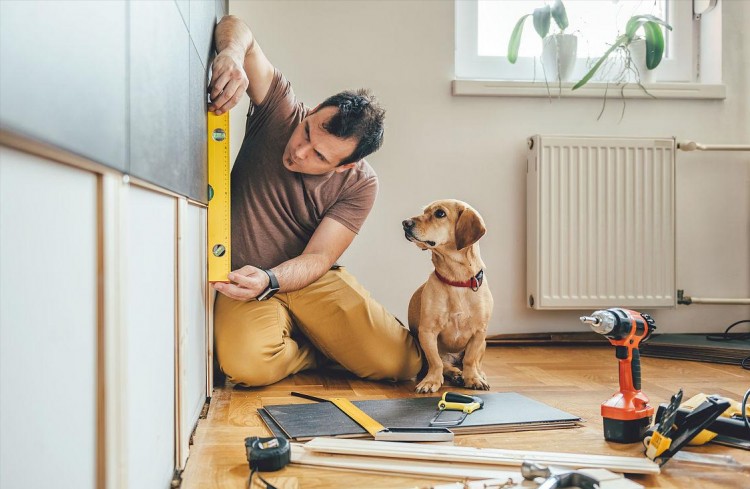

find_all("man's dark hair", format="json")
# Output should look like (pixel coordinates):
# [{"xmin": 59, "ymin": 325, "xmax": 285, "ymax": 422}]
[{"xmin": 317, "ymin": 89, "xmax": 385, "ymax": 166}]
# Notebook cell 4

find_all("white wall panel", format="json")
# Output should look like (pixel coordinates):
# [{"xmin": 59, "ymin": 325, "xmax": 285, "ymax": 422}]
[
  {"xmin": 177, "ymin": 200, "xmax": 208, "ymax": 468},
  {"xmin": 124, "ymin": 186, "xmax": 176, "ymax": 489},
  {"xmin": 0, "ymin": 148, "xmax": 97, "ymax": 489}
]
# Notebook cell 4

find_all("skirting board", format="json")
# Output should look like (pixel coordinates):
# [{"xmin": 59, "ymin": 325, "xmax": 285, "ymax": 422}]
[
  {"xmin": 290, "ymin": 444, "xmax": 524, "ymax": 482},
  {"xmin": 303, "ymin": 437, "xmax": 660, "ymax": 475}
]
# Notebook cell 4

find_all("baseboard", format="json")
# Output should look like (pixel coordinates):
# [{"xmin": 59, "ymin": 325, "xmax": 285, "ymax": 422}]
[{"xmin": 486, "ymin": 332, "xmax": 608, "ymax": 345}]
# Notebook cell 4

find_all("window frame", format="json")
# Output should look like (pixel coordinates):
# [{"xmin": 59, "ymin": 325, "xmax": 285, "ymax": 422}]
[{"xmin": 455, "ymin": 0, "xmax": 694, "ymax": 83}]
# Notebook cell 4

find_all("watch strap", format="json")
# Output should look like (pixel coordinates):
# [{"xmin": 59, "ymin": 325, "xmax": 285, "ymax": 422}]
[{"xmin": 256, "ymin": 268, "xmax": 280, "ymax": 301}]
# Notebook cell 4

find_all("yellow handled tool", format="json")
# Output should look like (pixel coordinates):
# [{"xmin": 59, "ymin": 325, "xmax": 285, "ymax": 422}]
[
  {"xmin": 431, "ymin": 392, "xmax": 485, "ymax": 427},
  {"xmin": 438, "ymin": 391, "xmax": 484, "ymax": 414}
]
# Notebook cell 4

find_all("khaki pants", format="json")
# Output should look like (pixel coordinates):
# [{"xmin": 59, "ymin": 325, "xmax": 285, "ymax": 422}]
[{"xmin": 214, "ymin": 267, "xmax": 423, "ymax": 387}]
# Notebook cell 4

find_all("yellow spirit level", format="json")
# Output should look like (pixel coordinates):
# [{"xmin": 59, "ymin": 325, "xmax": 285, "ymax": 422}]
[{"xmin": 207, "ymin": 111, "xmax": 231, "ymax": 283}]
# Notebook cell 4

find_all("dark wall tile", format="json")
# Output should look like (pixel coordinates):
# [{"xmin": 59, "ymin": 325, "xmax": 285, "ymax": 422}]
[
  {"xmin": 188, "ymin": 43, "xmax": 208, "ymax": 203},
  {"xmin": 130, "ymin": 0, "xmax": 190, "ymax": 195},
  {"xmin": 176, "ymin": 0, "xmax": 189, "ymax": 26},
  {"xmin": 0, "ymin": 1, "xmax": 128, "ymax": 171},
  {"xmin": 189, "ymin": 0, "xmax": 217, "ymax": 68}
]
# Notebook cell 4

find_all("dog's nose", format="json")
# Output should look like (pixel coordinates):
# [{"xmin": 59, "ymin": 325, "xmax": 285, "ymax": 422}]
[{"xmin": 402, "ymin": 219, "xmax": 415, "ymax": 230}]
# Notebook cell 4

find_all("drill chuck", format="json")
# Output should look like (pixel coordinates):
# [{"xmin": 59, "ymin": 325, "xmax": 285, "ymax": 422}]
[{"xmin": 580, "ymin": 310, "xmax": 616, "ymax": 335}]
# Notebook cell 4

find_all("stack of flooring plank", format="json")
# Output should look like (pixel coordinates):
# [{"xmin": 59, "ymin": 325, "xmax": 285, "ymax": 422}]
[
  {"xmin": 259, "ymin": 392, "xmax": 582, "ymax": 441},
  {"xmin": 641, "ymin": 334, "xmax": 750, "ymax": 366}
]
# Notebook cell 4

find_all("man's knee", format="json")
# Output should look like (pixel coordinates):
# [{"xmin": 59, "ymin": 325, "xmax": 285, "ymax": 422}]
[{"xmin": 217, "ymin": 342, "xmax": 283, "ymax": 387}]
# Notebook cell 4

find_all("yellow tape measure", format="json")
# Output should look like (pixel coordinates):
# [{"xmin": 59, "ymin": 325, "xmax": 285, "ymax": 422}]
[{"xmin": 207, "ymin": 111, "xmax": 231, "ymax": 283}]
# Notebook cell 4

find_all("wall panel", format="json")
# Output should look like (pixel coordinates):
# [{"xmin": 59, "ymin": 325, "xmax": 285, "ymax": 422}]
[
  {"xmin": 177, "ymin": 201, "xmax": 208, "ymax": 468},
  {"xmin": 124, "ymin": 186, "xmax": 176, "ymax": 489},
  {"xmin": 0, "ymin": 148, "xmax": 98, "ymax": 489},
  {"xmin": 190, "ymin": 0, "xmax": 218, "ymax": 68},
  {"xmin": 0, "ymin": 1, "xmax": 127, "ymax": 170},
  {"xmin": 130, "ymin": 1, "xmax": 190, "ymax": 196},
  {"xmin": 189, "ymin": 42, "xmax": 209, "ymax": 202}
]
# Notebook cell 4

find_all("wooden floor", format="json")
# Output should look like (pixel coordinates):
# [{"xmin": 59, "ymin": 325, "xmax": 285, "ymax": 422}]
[{"xmin": 181, "ymin": 345, "xmax": 750, "ymax": 488}]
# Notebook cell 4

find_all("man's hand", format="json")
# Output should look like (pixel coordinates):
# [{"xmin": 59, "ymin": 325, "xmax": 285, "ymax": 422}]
[
  {"xmin": 212, "ymin": 265, "xmax": 270, "ymax": 301},
  {"xmin": 208, "ymin": 51, "xmax": 249, "ymax": 115}
]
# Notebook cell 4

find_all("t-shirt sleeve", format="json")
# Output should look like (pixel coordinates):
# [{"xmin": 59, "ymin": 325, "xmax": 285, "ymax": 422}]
[
  {"xmin": 324, "ymin": 174, "xmax": 378, "ymax": 234},
  {"xmin": 244, "ymin": 69, "xmax": 301, "ymax": 141}
]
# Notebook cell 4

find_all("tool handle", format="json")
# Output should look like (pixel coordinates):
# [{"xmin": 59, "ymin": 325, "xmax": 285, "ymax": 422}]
[
  {"xmin": 439, "ymin": 400, "xmax": 481, "ymax": 413},
  {"xmin": 632, "ymin": 347, "xmax": 642, "ymax": 391},
  {"xmin": 443, "ymin": 392, "xmax": 475, "ymax": 404}
]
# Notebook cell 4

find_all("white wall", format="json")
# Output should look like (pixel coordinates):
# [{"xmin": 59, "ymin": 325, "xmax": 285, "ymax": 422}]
[{"xmin": 229, "ymin": 0, "xmax": 749, "ymax": 334}]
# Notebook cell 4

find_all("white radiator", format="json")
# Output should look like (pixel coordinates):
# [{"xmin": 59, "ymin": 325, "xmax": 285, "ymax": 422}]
[{"xmin": 526, "ymin": 135, "xmax": 676, "ymax": 310}]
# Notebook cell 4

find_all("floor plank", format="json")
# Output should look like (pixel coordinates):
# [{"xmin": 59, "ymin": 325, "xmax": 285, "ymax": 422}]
[{"xmin": 181, "ymin": 345, "xmax": 750, "ymax": 488}]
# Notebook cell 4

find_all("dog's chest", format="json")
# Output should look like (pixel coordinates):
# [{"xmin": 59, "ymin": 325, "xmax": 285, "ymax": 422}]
[
  {"xmin": 438, "ymin": 312, "xmax": 475, "ymax": 347},
  {"xmin": 434, "ymin": 295, "xmax": 485, "ymax": 349}
]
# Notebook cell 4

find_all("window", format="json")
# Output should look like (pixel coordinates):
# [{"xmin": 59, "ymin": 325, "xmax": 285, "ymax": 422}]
[{"xmin": 455, "ymin": 0, "xmax": 694, "ymax": 83}]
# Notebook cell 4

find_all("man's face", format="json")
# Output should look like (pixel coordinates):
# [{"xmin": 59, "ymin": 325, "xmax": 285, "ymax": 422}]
[{"xmin": 282, "ymin": 106, "xmax": 358, "ymax": 175}]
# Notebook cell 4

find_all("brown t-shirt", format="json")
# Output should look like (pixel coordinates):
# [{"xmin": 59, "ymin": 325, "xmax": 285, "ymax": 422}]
[{"xmin": 231, "ymin": 70, "xmax": 378, "ymax": 270}]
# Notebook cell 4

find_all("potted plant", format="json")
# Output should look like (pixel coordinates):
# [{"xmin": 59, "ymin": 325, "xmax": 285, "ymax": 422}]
[
  {"xmin": 507, "ymin": 0, "xmax": 577, "ymax": 83},
  {"xmin": 572, "ymin": 14, "xmax": 672, "ymax": 90}
]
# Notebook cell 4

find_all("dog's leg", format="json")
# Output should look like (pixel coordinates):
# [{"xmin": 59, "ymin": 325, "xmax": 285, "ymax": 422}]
[
  {"xmin": 461, "ymin": 334, "xmax": 489, "ymax": 390},
  {"xmin": 415, "ymin": 330, "xmax": 444, "ymax": 393}
]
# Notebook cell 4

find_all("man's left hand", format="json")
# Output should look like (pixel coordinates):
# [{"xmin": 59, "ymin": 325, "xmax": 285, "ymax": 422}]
[{"xmin": 212, "ymin": 265, "xmax": 270, "ymax": 301}]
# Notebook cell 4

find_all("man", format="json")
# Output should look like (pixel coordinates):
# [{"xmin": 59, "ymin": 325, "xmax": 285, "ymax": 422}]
[{"xmin": 207, "ymin": 15, "xmax": 422, "ymax": 387}]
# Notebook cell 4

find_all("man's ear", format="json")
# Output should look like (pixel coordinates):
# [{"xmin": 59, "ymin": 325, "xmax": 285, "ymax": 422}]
[
  {"xmin": 334, "ymin": 162, "xmax": 357, "ymax": 173},
  {"xmin": 454, "ymin": 207, "xmax": 486, "ymax": 250}
]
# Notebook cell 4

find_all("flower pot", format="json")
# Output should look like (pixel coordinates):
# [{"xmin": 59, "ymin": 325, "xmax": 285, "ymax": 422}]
[
  {"xmin": 627, "ymin": 38, "xmax": 655, "ymax": 83},
  {"xmin": 541, "ymin": 34, "xmax": 578, "ymax": 82}
]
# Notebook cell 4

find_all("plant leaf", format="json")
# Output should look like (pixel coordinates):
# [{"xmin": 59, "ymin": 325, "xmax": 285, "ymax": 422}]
[
  {"xmin": 572, "ymin": 36, "xmax": 627, "ymax": 90},
  {"xmin": 507, "ymin": 14, "xmax": 530, "ymax": 64},
  {"xmin": 643, "ymin": 21, "xmax": 665, "ymax": 69},
  {"xmin": 626, "ymin": 15, "xmax": 672, "ymax": 40},
  {"xmin": 533, "ymin": 5, "xmax": 551, "ymax": 39},
  {"xmin": 551, "ymin": 0, "xmax": 569, "ymax": 31}
]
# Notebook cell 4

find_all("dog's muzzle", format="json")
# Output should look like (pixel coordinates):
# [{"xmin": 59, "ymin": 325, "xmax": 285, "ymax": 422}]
[{"xmin": 402, "ymin": 220, "xmax": 435, "ymax": 246}]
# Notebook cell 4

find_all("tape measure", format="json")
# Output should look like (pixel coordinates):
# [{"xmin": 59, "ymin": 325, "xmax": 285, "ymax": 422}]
[
  {"xmin": 245, "ymin": 436, "xmax": 291, "ymax": 471},
  {"xmin": 207, "ymin": 111, "xmax": 231, "ymax": 283}
]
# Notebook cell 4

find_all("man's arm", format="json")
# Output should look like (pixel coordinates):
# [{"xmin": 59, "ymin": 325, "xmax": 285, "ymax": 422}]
[
  {"xmin": 208, "ymin": 15, "xmax": 274, "ymax": 115},
  {"xmin": 212, "ymin": 218, "xmax": 356, "ymax": 301}
]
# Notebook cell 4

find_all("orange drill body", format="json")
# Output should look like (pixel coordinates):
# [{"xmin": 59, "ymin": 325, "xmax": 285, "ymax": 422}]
[{"xmin": 581, "ymin": 308, "xmax": 656, "ymax": 443}]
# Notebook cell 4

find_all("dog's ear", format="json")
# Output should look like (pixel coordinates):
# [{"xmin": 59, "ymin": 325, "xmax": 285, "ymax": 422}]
[{"xmin": 455, "ymin": 207, "xmax": 486, "ymax": 250}]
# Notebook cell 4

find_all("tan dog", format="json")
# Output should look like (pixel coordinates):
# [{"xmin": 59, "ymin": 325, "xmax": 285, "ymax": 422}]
[{"xmin": 403, "ymin": 199, "xmax": 493, "ymax": 393}]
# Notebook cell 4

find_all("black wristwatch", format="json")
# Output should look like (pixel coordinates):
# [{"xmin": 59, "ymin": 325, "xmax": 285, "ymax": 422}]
[{"xmin": 256, "ymin": 268, "xmax": 280, "ymax": 301}]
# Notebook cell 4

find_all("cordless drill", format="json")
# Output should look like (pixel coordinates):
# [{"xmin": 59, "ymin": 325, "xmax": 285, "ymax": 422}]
[{"xmin": 580, "ymin": 308, "xmax": 656, "ymax": 443}]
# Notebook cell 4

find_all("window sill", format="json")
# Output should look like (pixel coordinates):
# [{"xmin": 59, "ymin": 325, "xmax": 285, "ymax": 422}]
[{"xmin": 452, "ymin": 80, "xmax": 726, "ymax": 100}]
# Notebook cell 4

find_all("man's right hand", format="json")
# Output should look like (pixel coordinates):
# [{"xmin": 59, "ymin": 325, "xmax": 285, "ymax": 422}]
[
  {"xmin": 208, "ymin": 51, "xmax": 249, "ymax": 115},
  {"xmin": 212, "ymin": 265, "xmax": 271, "ymax": 301}
]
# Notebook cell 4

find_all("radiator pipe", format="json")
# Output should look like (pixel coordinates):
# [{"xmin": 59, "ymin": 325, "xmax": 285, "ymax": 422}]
[
  {"xmin": 677, "ymin": 141, "xmax": 750, "ymax": 152},
  {"xmin": 677, "ymin": 289, "xmax": 750, "ymax": 305}
]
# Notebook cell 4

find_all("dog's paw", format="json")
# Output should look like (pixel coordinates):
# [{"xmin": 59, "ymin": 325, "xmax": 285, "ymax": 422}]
[
  {"xmin": 444, "ymin": 372, "xmax": 464, "ymax": 387},
  {"xmin": 443, "ymin": 365, "xmax": 463, "ymax": 386},
  {"xmin": 462, "ymin": 375, "xmax": 490, "ymax": 391},
  {"xmin": 415, "ymin": 376, "xmax": 443, "ymax": 393}
]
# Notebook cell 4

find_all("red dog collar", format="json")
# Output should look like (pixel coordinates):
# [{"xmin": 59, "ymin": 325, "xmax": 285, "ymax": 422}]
[{"xmin": 434, "ymin": 269, "xmax": 484, "ymax": 292}]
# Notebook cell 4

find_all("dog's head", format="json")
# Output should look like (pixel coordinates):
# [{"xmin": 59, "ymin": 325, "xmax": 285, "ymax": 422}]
[{"xmin": 402, "ymin": 199, "xmax": 486, "ymax": 251}]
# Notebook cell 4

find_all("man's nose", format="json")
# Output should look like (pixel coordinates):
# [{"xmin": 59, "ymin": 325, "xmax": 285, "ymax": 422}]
[
  {"xmin": 402, "ymin": 219, "xmax": 415, "ymax": 230},
  {"xmin": 295, "ymin": 143, "xmax": 311, "ymax": 160}
]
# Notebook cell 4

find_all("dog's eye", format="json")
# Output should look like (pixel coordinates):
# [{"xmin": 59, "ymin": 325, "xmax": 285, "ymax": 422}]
[{"xmin": 434, "ymin": 209, "xmax": 446, "ymax": 219}]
